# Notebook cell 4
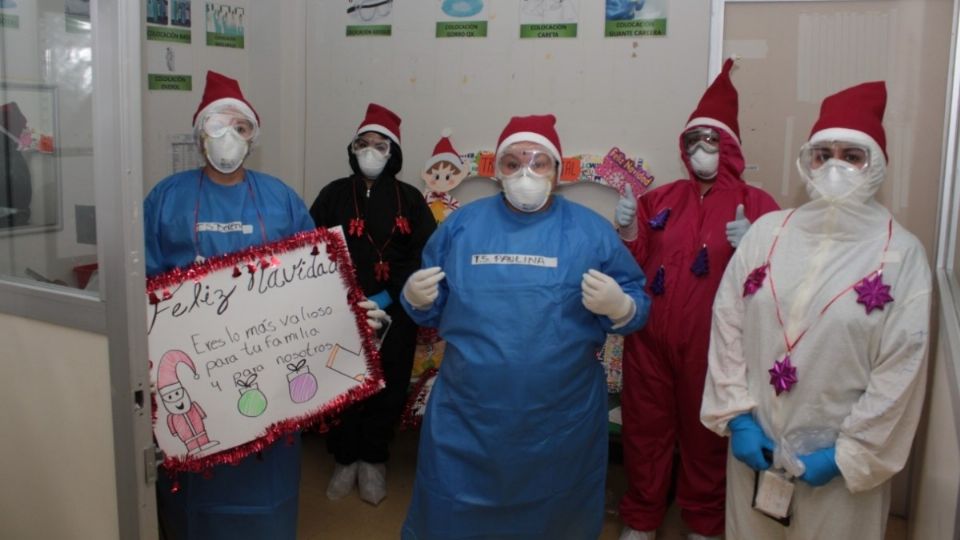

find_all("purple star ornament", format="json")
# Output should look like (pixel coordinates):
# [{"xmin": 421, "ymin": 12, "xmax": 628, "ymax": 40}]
[
  {"xmin": 743, "ymin": 264, "xmax": 768, "ymax": 297},
  {"xmin": 769, "ymin": 355, "xmax": 798, "ymax": 395},
  {"xmin": 854, "ymin": 272, "xmax": 894, "ymax": 314}
]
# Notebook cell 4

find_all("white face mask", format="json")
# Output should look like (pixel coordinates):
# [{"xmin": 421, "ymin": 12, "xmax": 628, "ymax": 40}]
[
  {"xmin": 807, "ymin": 164, "xmax": 866, "ymax": 203},
  {"xmin": 356, "ymin": 148, "xmax": 389, "ymax": 179},
  {"xmin": 502, "ymin": 170, "xmax": 552, "ymax": 212},
  {"xmin": 688, "ymin": 148, "xmax": 719, "ymax": 180},
  {"xmin": 204, "ymin": 130, "xmax": 249, "ymax": 174}
]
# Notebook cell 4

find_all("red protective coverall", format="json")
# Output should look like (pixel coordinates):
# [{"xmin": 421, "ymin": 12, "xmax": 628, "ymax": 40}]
[{"xmin": 619, "ymin": 128, "xmax": 779, "ymax": 536}]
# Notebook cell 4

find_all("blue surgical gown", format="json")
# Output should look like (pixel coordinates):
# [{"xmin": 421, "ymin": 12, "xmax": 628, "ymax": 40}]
[
  {"xmin": 400, "ymin": 195, "xmax": 650, "ymax": 540},
  {"xmin": 144, "ymin": 168, "xmax": 314, "ymax": 540},
  {"xmin": 144, "ymin": 168, "xmax": 315, "ymax": 277}
]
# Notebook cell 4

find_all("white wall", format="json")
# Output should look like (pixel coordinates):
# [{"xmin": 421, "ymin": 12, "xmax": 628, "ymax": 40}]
[
  {"xmin": 0, "ymin": 313, "xmax": 118, "ymax": 540},
  {"xmin": 304, "ymin": 2, "xmax": 711, "ymax": 216}
]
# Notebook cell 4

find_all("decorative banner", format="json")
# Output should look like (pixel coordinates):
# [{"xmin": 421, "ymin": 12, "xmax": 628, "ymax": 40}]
[
  {"xmin": 592, "ymin": 146, "xmax": 655, "ymax": 196},
  {"xmin": 346, "ymin": 0, "xmax": 393, "ymax": 37},
  {"xmin": 520, "ymin": 0, "xmax": 579, "ymax": 39},
  {"xmin": 206, "ymin": 2, "xmax": 245, "ymax": 48},
  {"xmin": 147, "ymin": 227, "xmax": 384, "ymax": 472},
  {"xmin": 604, "ymin": 0, "xmax": 667, "ymax": 37},
  {"xmin": 436, "ymin": 0, "xmax": 487, "ymax": 38},
  {"xmin": 458, "ymin": 147, "xmax": 654, "ymax": 196}
]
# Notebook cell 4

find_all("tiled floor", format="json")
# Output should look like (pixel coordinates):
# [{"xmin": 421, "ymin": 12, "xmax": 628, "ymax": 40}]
[{"xmin": 297, "ymin": 429, "xmax": 907, "ymax": 539}]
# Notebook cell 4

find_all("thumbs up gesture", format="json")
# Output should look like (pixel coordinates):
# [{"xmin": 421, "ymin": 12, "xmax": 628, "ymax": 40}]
[
  {"xmin": 615, "ymin": 184, "xmax": 639, "ymax": 241},
  {"xmin": 725, "ymin": 204, "xmax": 751, "ymax": 248}
]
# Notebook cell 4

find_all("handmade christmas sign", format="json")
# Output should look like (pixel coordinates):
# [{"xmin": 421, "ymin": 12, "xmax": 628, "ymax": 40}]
[{"xmin": 146, "ymin": 227, "xmax": 384, "ymax": 472}]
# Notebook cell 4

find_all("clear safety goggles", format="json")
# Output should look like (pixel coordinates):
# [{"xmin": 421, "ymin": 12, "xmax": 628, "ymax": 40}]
[
  {"xmin": 798, "ymin": 140, "xmax": 871, "ymax": 177},
  {"xmin": 351, "ymin": 136, "xmax": 391, "ymax": 156},
  {"xmin": 682, "ymin": 126, "xmax": 721, "ymax": 155},
  {"xmin": 495, "ymin": 148, "xmax": 557, "ymax": 179},
  {"xmin": 201, "ymin": 112, "xmax": 257, "ymax": 141},
  {"xmin": 348, "ymin": 0, "xmax": 393, "ymax": 22}
]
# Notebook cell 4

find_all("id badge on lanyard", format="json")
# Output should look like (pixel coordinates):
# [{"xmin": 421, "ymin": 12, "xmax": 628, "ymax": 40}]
[{"xmin": 751, "ymin": 449, "xmax": 794, "ymax": 526}]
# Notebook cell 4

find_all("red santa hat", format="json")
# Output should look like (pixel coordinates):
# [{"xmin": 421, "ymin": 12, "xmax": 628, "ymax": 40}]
[
  {"xmin": 0, "ymin": 102, "xmax": 27, "ymax": 138},
  {"xmin": 157, "ymin": 350, "xmax": 198, "ymax": 392},
  {"xmin": 192, "ymin": 70, "xmax": 260, "ymax": 128},
  {"xmin": 356, "ymin": 103, "xmax": 401, "ymax": 146},
  {"xmin": 423, "ymin": 129, "xmax": 463, "ymax": 171},
  {"xmin": 809, "ymin": 81, "xmax": 887, "ymax": 161},
  {"xmin": 686, "ymin": 57, "xmax": 740, "ymax": 143},
  {"xmin": 495, "ymin": 114, "xmax": 562, "ymax": 163}
]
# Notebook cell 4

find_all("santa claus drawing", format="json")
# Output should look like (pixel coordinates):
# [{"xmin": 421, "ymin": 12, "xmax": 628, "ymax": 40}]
[{"xmin": 157, "ymin": 350, "xmax": 219, "ymax": 455}]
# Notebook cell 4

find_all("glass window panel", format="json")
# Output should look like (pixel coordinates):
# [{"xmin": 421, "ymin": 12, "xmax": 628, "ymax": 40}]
[{"xmin": 0, "ymin": 0, "xmax": 98, "ymax": 295}]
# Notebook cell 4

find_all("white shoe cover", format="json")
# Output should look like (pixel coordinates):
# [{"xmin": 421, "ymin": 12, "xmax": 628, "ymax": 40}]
[
  {"xmin": 619, "ymin": 526, "xmax": 656, "ymax": 540},
  {"xmin": 358, "ymin": 461, "xmax": 387, "ymax": 506},
  {"xmin": 326, "ymin": 462, "xmax": 358, "ymax": 500}
]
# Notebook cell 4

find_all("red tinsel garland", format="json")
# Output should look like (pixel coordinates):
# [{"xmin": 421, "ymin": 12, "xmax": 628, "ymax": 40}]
[
  {"xmin": 400, "ymin": 367, "xmax": 438, "ymax": 431},
  {"xmin": 147, "ymin": 227, "xmax": 386, "ymax": 475}
]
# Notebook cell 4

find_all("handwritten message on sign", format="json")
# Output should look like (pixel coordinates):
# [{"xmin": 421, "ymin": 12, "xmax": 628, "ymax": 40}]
[{"xmin": 146, "ymin": 227, "xmax": 383, "ymax": 471}]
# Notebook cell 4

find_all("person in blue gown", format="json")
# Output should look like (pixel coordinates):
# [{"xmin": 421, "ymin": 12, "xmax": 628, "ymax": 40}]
[
  {"xmin": 399, "ymin": 114, "xmax": 651, "ymax": 539},
  {"xmin": 143, "ymin": 71, "xmax": 316, "ymax": 540}
]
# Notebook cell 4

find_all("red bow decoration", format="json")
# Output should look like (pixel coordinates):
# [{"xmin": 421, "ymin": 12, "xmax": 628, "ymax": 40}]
[
  {"xmin": 232, "ymin": 266, "xmax": 242, "ymax": 278},
  {"xmin": 349, "ymin": 218, "xmax": 365, "ymax": 237},
  {"xmin": 395, "ymin": 215, "xmax": 412, "ymax": 235},
  {"xmin": 374, "ymin": 261, "xmax": 390, "ymax": 282}
]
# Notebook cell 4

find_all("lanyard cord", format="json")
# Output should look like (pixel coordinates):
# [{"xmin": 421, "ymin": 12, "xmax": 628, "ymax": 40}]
[{"xmin": 765, "ymin": 211, "xmax": 893, "ymax": 354}]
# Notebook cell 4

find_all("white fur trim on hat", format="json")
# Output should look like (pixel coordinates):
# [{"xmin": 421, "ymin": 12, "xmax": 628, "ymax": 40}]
[
  {"xmin": 357, "ymin": 123, "xmax": 400, "ymax": 146},
  {"xmin": 159, "ymin": 382, "xmax": 184, "ymax": 395},
  {"xmin": 194, "ymin": 97, "xmax": 259, "ymax": 130},
  {"xmin": 424, "ymin": 152, "xmax": 463, "ymax": 172},
  {"xmin": 685, "ymin": 117, "xmax": 739, "ymax": 146},
  {"xmin": 808, "ymin": 127, "xmax": 884, "ymax": 161},
  {"xmin": 496, "ymin": 132, "xmax": 561, "ymax": 163}
]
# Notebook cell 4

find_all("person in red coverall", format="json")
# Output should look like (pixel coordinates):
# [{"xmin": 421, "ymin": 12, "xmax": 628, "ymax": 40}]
[{"xmin": 615, "ymin": 58, "xmax": 780, "ymax": 540}]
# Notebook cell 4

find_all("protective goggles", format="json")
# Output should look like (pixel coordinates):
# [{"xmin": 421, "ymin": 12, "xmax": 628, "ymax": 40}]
[
  {"xmin": 495, "ymin": 148, "xmax": 557, "ymax": 179},
  {"xmin": 351, "ymin": 136, "xmax": 391, "ymax": 156},
  {"xmin": 201, "ymin": 112, "xmax": 257, "ymax": 141},
  {"xmin": 798, "ymin": 140, "xmax": 871, "ymax": 176},
  {"xmin": 682, "ymin": 126, "xmax": 721, "ymax": 155},
  {"xmin": 347, "ymin": 0, "xmax": 393, "ymax": 22}
]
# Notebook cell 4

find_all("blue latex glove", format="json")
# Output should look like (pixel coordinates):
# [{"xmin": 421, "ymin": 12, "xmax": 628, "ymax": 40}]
[
  {"xmin": 725, "ymin": 204, "xmax": 751, "ymax": 248},
  {"xmin": 798, "ymin": 447, "xmax": 840, "ymax": 486},
  {"xmin": 729, "ymin": 413, "xmax": 775, "ymax": 471},
  {"xmin": 367, "ymin": 289, "xmax": 393, "ymax": 310}
]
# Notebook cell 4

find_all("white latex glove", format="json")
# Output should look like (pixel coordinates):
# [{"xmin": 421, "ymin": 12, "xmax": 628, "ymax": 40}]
[
  {"xmin": 358, "ymin": 299, "xmax": 389, "ymax": 330},
  {"xmin": 402, "ymin": 266, "xmax": 446, "ymax": 310},
  {"xmin": 615, "ymin": 184, "xmax": 639, "ymax": 241},
  {"xmin": 725, "ymin": 204, "xmax": 751, "ymax": 248},
  {"xmin": 581, "ymin": 269, "xmax": 635, "ymax": 325}
]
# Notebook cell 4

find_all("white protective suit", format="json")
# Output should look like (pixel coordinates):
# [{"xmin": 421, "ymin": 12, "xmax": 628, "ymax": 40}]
[{"xmin": 701, "ymin": 127, "xmax": 931, "ymax": 539}]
